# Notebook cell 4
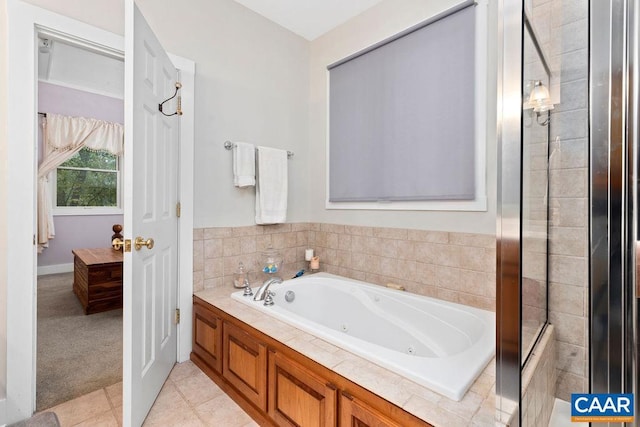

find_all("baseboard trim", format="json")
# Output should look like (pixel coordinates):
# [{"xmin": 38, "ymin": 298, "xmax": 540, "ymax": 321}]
[
  {"xmin": 37, "ymin": 263, "xmax": 73, "ymax": 276},
  {"xmin": 0, "ymin": 396, "xmax": 6, "ymax": 427}
]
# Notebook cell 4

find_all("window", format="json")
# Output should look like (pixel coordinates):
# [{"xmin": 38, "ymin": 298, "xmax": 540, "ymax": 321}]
[
  {"xmin": 54, "ymin": 148, "xmax": 121, "ymax": 212},
  {"xmin": 327, "ymin": 1, "xmax": 486, "ymax": 211}
]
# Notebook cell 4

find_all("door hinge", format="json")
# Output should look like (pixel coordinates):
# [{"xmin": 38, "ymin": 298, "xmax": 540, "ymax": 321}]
[
  {"xmin": 176, "ymin": 202, "xmax": 181, "ymax": 218},
  {"xmin": 33, "ymin": 234, "xmax": 36, "ymax": 245},
  {"xmin": 175, "ymin": 308, "xmax": 181, "ymax": 324}
]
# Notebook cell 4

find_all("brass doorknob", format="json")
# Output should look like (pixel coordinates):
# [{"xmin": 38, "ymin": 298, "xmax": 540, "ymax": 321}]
[
  {"xmin": 134, "ymin": 236, "xmax": 155, "ymax": 251},
  {"xmin": 112, "ymin": 238, "xmax": 124, "ymax": 251}
]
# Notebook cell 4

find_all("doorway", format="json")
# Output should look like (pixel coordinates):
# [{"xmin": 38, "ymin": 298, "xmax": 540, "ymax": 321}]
[
  {"xmin": 35, "ymin": 35, "xmax": 125, "ymax": 410},
  {"xmin": 4, "ymin": 2, "xmax": 195, "ymax": 423}
]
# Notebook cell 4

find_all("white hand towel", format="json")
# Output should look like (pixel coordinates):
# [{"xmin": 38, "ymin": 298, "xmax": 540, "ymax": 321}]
[
  {"xmin": 255, "ymin": 146, "xmax": 288, "ymax": 224},
  {"xmin": 233, "ymin": 142, "xmax": 255, "ymax": 187}
]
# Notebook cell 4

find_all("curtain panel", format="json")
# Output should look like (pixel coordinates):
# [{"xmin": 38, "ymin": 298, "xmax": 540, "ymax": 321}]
[{"xmin": 37, "ymin": 113, "xmax": 124, "ymax": 252}]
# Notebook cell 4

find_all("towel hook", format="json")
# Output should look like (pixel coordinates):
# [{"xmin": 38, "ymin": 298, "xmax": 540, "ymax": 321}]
[{"xmin": 159, "ymin": 82, "xmax": 183, "ymax": 116}]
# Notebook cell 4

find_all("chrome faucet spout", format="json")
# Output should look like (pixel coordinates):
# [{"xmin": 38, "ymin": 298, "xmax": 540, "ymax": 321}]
[{"xmin": 253, "ymin": 277, "xmax": 283, "ymax": 301}]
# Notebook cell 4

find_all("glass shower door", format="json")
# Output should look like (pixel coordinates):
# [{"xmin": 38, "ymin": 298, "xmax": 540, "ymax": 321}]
[{"xmin": 520, "ymin": 17, "xmax": 551, "ymax": 365}]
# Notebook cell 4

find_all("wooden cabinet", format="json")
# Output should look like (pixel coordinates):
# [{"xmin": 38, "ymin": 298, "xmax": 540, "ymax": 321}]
[
  {"xmin": 192, "ymin": 301, "xmax": 223, "ymax": 374},
  {"xmin": 223, "ymin": 321, "xmax": 268, "ymax": 411},
  {"xmin": 191, "ymin": 296, "xmax": 431, "ymax": 427},
  {"xmin": 268, "ymin": 350, "xmax": 336, "ymax": 427},
  {"xmin": 340, "ymin": 392, "xmax": 404, "ymax": 427}
]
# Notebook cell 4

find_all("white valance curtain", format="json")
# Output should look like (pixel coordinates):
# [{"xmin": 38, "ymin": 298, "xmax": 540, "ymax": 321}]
[{"xmin": 37, "ymin": 113, "xmax": 124, "ymax": 252}]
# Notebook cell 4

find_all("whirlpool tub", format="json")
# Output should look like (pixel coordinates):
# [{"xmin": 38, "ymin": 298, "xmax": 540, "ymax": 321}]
[{"xmin": 231, "ymin": 272, "xmax": 495, "ymax": 401}]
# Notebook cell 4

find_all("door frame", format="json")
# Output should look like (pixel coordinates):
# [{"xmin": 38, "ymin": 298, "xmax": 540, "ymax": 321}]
[{"xmin": 5, "ymin": 0, "xmax": 194, "ymax": 422}]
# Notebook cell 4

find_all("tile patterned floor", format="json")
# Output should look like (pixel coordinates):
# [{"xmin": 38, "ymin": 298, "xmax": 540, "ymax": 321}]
[{"xmin": 45, "ymin": 361, "xmax": 258, "ymax": 427}]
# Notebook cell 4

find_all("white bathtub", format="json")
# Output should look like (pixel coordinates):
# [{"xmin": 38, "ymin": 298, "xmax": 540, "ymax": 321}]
[{"xmin": 231, "ymin": 272, "xmax": 495, "ymax": 401}]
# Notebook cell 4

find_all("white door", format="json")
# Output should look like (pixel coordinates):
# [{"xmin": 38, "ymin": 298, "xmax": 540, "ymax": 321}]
[{"xmin": 123, "ymin": 2, "xmax": 180, "ymax": 425}]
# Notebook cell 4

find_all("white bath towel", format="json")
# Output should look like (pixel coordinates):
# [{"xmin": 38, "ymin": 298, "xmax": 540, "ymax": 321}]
[
  {"xmin": 255, "ymin": 146, "xmax": 288, "ymax": 224},
  {"xmin": 233, "ymin": 142, "xmax": 255, "ymax": 187}
]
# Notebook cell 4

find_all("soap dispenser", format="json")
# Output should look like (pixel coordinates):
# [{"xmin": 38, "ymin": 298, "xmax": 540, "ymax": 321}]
[{"xmin": 233, "ymin": 261, "xmax": 248, "ymax": 289}]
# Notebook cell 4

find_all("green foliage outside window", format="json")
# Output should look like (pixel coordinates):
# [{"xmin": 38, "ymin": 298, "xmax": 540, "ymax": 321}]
[{"xmin": 56, "ymin": 148, "xmax": 119, "ymax": 207}]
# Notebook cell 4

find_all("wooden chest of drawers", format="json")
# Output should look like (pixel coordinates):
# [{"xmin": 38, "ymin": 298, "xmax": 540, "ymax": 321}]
[{"xmin": 72, "ymin": 248, "xmax": 123, "ymax": 315}]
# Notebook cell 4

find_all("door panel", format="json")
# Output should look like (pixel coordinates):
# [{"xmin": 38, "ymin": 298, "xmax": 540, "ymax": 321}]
[{"xmin": 123, "ymin": 1, "xmax": 179, "ymax": 425}]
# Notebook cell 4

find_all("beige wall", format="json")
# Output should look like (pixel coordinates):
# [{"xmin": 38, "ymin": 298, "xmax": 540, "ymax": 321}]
[
  {"xmin": 23, "ymin": 0, "xmax": 498, "ymax": 236},
  {"xmin": 0, "ymin": 0, "xmax": 7, "ymax": 403},
  {"xmin": 307, "ymin": 0, "xmax": 498, "ymax": 234},
  {"xmin": 22, "ymin": 0, "xmax": 311, "ymax": 229}
]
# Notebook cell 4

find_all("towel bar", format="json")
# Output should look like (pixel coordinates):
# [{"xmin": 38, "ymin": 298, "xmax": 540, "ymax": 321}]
[{"xmin": 224, "ymin": 140, "xmax": 293, "ymax": 158}]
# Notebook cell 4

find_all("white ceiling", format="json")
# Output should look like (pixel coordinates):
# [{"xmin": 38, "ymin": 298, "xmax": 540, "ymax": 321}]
[{"xmin": 232, "ymin": 0, "xmax": 386, "ymax": 40}]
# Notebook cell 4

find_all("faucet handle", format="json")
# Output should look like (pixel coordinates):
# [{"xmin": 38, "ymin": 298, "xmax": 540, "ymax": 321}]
[
  {"xmin": 242, "ymin": 282, "xmax": 253, "ymax": 297},
  {"xmin": 264, "ymin": 290, "xmax": 275, "ymax": 306}
]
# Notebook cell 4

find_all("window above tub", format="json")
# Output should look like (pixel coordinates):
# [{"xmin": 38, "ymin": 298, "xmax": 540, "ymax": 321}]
[{"xmin": 326, "ymin": 0, "xmax": 487, "ymax": 212}]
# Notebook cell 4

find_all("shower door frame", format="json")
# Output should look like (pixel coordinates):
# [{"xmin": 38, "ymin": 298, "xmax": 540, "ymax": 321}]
[
  {"xmin": 589, "ymin": 0, "xmax": 639, "ymax": 422},
  {"xmin": 496, "ymin": 0, "xmax": 523, "ymax": 424}
]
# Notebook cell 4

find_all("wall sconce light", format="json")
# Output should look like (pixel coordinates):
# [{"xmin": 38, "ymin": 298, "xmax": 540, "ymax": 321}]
[{"xmin": 524, "ymin": 80, "xmax": 554, "ymax": 126}]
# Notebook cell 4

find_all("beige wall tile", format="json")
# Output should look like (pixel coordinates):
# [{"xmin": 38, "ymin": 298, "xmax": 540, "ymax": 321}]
[
  {"xmin": 549, "ymin": 255, "xmax": 587, "ymax": 286},
  {"xmin": 549, "ymin": 281, "xmax": 584, "ymax": 316},
  {"xmin": 365, "ymin": 236, "xmax": 384, "ymax": 256},
  {"xmin": 204, "ymin": 227, "xmax": 232, "ymax": 239},
  {"xmin": 457, "ymin": 293, "xmax": 495, "ymax": 311},
  {"xmin": 448, "ymin": 233, "xmax": 496, "ymax": 249},
  {"xmin": 344, "ymin": 225, "xmax": 374, "ymax": 236},
  {"xmin": 231, "ymin": 225, "xmax": 261, "ymax": 236},
  {"xmin": 193, "ymin": 271, "xmax": 204, "ymax": 293},
  {"xmin": 549, "ymin": 311, "xmax": 585, "ymax": 346},
  {"xmin": 291, "ymin": 222, "xmax": 310, "ymax": 232},
  {"xmin": 549, "ymin": 227, "xmax": 586, "ymax": 257},
  {"xmin": 263, "ymin": 223, "xmax": 292, "ymax": 233},
  {"xmin": 373, "ymin": 227, "xmax": 408, "ymax": 240},
  {"xmin": 408, "ymin": 229, "xmax": 449, "ymax": 243},
  {"xmin": 204, "ymin": 258, "xmax": 223, "ymax": 279},
  {"xmin": 193, "ymin": 240, "xmax": 204, "ymax": 272},
  {"xmin": 204, "ymin": 238, "xmax": 223, "ymax": 259},
  {"xmin": 397, "ymin": 240, "xmax": 416, "ymax": 261},
  {"xmin": 555, "ymin": 370, "xmax": 586, "ymax": 400},
  {"xmin": 255, "ymin": 234, "xmax": 272, "ymax": 251},
  {"xmin": 204, "ymin": 277, "xmax": 223, "ymax": 289},
  {"xmin": 296, "ymin": 231, "xmax": 308, "ymax": 246},
  {"xmin": 381, "ymin": 238, "xmax": 399, "ymax": 258},
  {"xmin": 320, "ymin": 223, "xmax": 345, "ymax": 234},
  {"xmin": 240, "ymin": 236, "xmax": 256, "ymax": 254},
  {"xmin": 326, "ymin": 232, "xmax": 339, "ymax": 249},
  {"xmin": 196, "ymin": 224, "xmax": 498, "ymax": 313},
  {"xmin": 222, "ymin": 237, "xmax": 241, "ymax": 256}
]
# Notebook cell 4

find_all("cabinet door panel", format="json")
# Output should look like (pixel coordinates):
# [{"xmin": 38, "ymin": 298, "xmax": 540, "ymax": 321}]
[
  {"xmin": 339, "ymin": 393, "xmax": 404, "ymax": 427},
  {"xmin": 269, "ymin": 350, "xmax": 337, "ymax": 427},
  {"xmin": 192, "ymin": 302, "xmax": 222, "ymax": 373},
  {"xmin": 223, "ymin": 321, "xmax": 267, "ymax": 410}
]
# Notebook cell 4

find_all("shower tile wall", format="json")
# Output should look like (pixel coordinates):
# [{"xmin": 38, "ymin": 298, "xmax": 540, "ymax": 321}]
[
  {"xmin": 193, "ymin": 223, "xmax": 496, "ymax": 312},
  {"xmin": 533, "ymin": 0, "xmax": 589, "ymax": 399}
]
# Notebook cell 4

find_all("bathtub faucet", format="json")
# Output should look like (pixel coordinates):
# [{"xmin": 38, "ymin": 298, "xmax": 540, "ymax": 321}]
[{"xmin": 253, "ymin": 277, "xmax": 283, "ymax": 305}]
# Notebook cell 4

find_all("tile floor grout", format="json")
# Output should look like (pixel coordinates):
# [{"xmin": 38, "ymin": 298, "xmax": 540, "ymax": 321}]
[{"xmin": 43, "ymin": 360, "xmax": 257, "ymax": 427}]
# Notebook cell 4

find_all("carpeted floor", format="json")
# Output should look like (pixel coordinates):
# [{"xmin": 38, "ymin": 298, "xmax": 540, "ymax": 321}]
[{"xmin": 37, "ymin": 272, "xmax": 122, "ymax": 411}]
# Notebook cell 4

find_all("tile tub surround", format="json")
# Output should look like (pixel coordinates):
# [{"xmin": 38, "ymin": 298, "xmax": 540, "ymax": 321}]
[
  {"xmin": 193, "ymin": 223, "xmax": 496, "ymax": 312},
  {"xmin": 195, "ymin": 286, "xmax": 497, "ymax": 426},
  {"xmin": 521, "ymin": 325, "xmax": 557, "ymax": 427}
]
